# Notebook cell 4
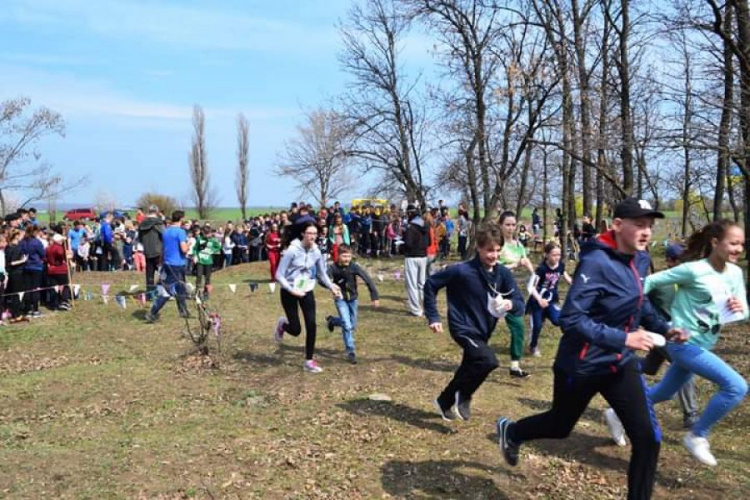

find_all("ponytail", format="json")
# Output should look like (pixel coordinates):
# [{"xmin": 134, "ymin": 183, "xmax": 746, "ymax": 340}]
[{"xmin": 681, "ymin": 219, "xmax": 739, "ymax": 263}]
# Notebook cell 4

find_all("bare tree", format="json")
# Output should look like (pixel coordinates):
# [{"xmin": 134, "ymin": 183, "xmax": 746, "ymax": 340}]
[
  {"xmin": 236, "ymin": 113, "xmax": 250, "ymax": 221},
  {"xmin": 276, "ymin": 108, "xmax": 354, "ymax": 207},
  {"xmin": 0, "ymin": 97, "xmax": 83, "ymax": 215},
  {"xmin": 339, "ymin": 0, "xmax": 429, "ymax": 206},
  {"xmin": 188, "ymin": 105, "xmax": 215, "ymax": 219}
]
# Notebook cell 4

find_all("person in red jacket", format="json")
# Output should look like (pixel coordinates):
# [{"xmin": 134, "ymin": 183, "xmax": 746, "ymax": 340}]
[
  {"xmin": 46, "ymin": 233, "xmax": 72, "ymax": 311},
  {"xmin": 265, "ymin": 222, "xmax": 282, "ymax": 281}
]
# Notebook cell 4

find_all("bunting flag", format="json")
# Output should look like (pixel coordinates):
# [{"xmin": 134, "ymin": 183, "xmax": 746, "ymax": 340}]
[
  {"xmin": 102, "ymin": 295, "xmax": 109, "ymax": 305},
  {"xmin": 157, "ymin": 285, "xmax": 171, "ymax": 298},
  {"xmin": 268, "ymin": 282, "xmax": 276, "ymax": 293},
  {"xmin": 186, "ymin": 282, "xmax": 195, "ymax": 293},
  {"xmin": 138, "ymin": 293, "xmax": 147, "ymax": 306},
  {"xmin": 377, "ymin": 273, "xmax": 384, "ymax": 282},
  {"xmin": 195, "ymin": 294, "xmax": 202, "ymax": 305},
  {"xmin": 85, "ymin": 292, "xmax": 93, "ymax": 301},
  {"xmin": 249, "ymin": 283, "xmax": 258, "ymax": 292},
  {"xmin": 228, "ymin": 284, "xmax": 237, "ymax": 294},
  {"xmin": 129, "ymin": 284, "xmax": 138, "ymax": 292},
  {"xmin": 115, "ymin": 295, "xmax": 127, "ymax": 309},
  {"xmin": 101, "ymin": 284, "xmax": 110, "ymax": 296},
  {"xmin": 1, "ymin": 310, "xmax": 11, "ymax": 320},
  {"xmin": 18, "ymin": 292, "xmax": 25, "ymax": 302},
  {"xmin": 393, "ymin": 271, "xmax": 402, "ymax": 281},
  {"xmin": 147, "ymin": 290, "xmax": 158, "ymax": 301},
  {"xmin": 72, "ymin": 284, "xmax": 81, "ymax": 299}
]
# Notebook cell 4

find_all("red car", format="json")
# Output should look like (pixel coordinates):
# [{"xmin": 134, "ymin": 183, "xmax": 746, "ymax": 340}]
[{"xmin": 63, "ymin": 208, "xmax": 96, "ymax": 221}]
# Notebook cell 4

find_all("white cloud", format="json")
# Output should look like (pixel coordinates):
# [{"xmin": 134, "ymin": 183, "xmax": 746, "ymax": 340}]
[
  {"xmin": 0, "ymin": 65, "xmax": 296, "ymax": 124},
  {"xmin": 3, "ymin": 0, "xmax": 340, "ymax": 55}
]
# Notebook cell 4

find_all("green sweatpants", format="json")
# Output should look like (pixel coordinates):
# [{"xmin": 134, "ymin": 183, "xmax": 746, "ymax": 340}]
[{"xmin": 505, "ymin": 313, "xmax": 525, "ymax": 361}]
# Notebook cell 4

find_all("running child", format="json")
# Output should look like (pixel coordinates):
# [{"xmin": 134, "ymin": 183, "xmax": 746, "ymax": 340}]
[
  {"xmin": 526, "ymin": 242, "xmax": 572, "ymax": 357},
  {"xmin": 498, "ymin": 211, "xmax": 535, "ymax": 378},
  {"xmin": 424, "ymin": 222, "xmax": 524, "ymax": 421},
  {"xmin": 274, "ymin": 221, "xmax": 342, "ymax": 373},
  {"xmin": 496, "ymin": 198, "xmax": 686, "ymax": 500},
  {"xmin": 325, "ymin": 245, "xmax": 380, "ymax": 364},
  {"xmin": 605, "ymin": 220, "xmax": 748, "ymax": 467}
]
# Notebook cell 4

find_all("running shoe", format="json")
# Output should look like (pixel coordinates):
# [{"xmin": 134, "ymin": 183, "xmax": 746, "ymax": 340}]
[
  {"xmin": 454, "ymin": 391, "xmax": 471, "ymax": 421},
  {"xmin": 509, "ymin": 368, "xmax": 530, "ymax": 378},
  {"xmin": 274, "ymin": 317, "xmax": 288, "ymax": 343},
  {"xmin": 304, "ymin": 359, "xmax": 323, "ymax": 373},
  {"xmin": 433, "ymin": 398, "xmax": 457, "ymax": 422},
  {"xmin": 347, "ymin": 352, "xmax": 357, "ymax": 365},
  {"xmin": 326, "ymin": 315, "xmax": 335, "ymax": 333},
  {"xmin": 683, "ymin": 432, "xmax": 717, "ymax": 466},
  {"xmin": 496, "ymin": 417, "xmax": 519, "ymax": 466},
  {"xmin": 604, "ymin": 408, "xmax": 627, "ymax": 447}
]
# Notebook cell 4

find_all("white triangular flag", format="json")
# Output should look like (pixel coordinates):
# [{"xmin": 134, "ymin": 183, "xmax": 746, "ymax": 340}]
[
  {"xmin": 102, "ymin": 295, "xmax": 109, "ymax": 304},
  {"xmin": 228, "ymin": 284, "xmax": 237, "ymax": 293},
  {"xmin": 268, "ymin": 282, "xmax": 276, "ymax": 293},
  {"xmin": 18, "ymin": 292, "xmax": 25, "ymax": 302},
  {"xmin": 129, "ymin": 284, "xmax": 138, "ymax": 292},
  {"xmin": 73, "ymin": 284, "xmax": 81, "ymax": 297},
  {"xmin": 377, "ymin": 273, "xmax": 384, "ymax": 282}
]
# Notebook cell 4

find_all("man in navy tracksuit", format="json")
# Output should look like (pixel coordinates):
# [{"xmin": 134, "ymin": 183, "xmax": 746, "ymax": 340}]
[
  {"xmin": 497, "ymin": 198, "xmax": 686, "ymax": 500},
  {"xmin": 424, "ymin": 223, "xmax": 524, "ymax": 421}
]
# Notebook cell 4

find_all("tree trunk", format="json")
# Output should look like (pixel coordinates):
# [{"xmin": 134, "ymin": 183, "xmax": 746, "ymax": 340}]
[
  {"xmin": 714, "ymin": 5, "xmax": 734, "ymax": 221},
  {"xmin": 572, "ymin": 0, "xmax": 593, "ymax": 216},
  {"xmin": 619, "ymin": 0, "xmax": 634, "ymax": 195}
]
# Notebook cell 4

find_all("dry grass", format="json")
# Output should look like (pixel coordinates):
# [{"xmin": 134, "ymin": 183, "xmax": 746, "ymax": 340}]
[{"xmin": 0, "ymin": 258, "xmax": 748, "ymax": 499}]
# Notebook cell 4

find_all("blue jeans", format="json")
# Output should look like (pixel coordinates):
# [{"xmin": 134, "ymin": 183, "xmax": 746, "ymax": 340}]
[
  {"xmin": 331, "ymin": 299, "xmax": 358, "ymax": 353},
  {"xmin": 527, "ymin": 298, "xmax": 561, "ymax": 350},
  {"xmin": 648, "ymin": 342, "xmax": 748, "ymax": 438},
  {"xmin": 150, "ymin": 264, "xmax": 188, "ymax": 317}
]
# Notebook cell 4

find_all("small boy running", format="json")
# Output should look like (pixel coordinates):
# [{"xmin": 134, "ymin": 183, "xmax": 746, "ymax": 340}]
[
  {"xmin": 424, "ymin": 223, "xmax": 525, "ymax": 421},
  {"xmin": 325, "ymin": 245, "xmax": 380, "ymax": 364},
  {"xmin": 526, "ymin": 242, "xmax": 572, "ymax": 357}
]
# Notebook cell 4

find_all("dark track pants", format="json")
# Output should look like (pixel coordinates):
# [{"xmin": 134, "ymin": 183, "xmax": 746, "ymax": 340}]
[
  {"xmin": 509, "ymin": 358, "xmax": 661, "ymax": 500},
  {"xmin": 437, "ymin": 334, "xmax": 499, "ymax": 408}
]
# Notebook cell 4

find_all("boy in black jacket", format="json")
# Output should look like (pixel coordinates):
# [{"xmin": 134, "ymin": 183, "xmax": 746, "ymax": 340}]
[
  {"xmin": 325, "ymin": 245, "xmax": 380, "ymax": 364},
  {"xmin": 424, "ymin": 223, "xmax": 525, "ymax": 421}
]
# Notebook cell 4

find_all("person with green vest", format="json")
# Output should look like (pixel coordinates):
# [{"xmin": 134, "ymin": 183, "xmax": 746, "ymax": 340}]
[{"xmin": 193, "ymin": 225, "xmax": 221, "ymax": 301}]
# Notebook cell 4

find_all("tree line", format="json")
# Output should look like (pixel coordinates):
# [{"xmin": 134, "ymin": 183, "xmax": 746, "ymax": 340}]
[{"xmin": 276, "ymin": 0, "xmax": 750, "ymax": 264}]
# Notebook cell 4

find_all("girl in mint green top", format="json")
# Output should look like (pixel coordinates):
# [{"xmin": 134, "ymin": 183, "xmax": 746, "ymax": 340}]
[
  {"xmin": 644, "ymin": 220, "xmax": 748, "ymax": 466},
  {"xmin": 644, "ymin": 258, "xmax": 748, "ymax": 350}
]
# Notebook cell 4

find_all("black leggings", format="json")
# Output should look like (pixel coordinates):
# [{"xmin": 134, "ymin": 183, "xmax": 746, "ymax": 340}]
[
  {"xmin": 510, "ymin": 358, "xmax": 660, "ymax": 500},
  {"xmin": 23, "ymin": 270, "xmax": 44, "ymax": 313},
  {"xmin": 195, "ymin": 263, "xmax": 212, "ymax": 292},
  {"xmin": 280, "ymin": 288, "xmax": 317, "ymax": 360},
  {"xmin": 6, "ymin": 273, "xmax": 23, "ymax": 317}
]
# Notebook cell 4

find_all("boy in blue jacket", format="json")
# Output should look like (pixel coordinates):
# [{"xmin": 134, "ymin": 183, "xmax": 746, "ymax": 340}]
[
  {"xmin": 496, "ymin": 198, "xmax": 687, "ymax": 500},
  {"xmin": 424, "ymin": 223, "xmax": 524, "ymax": 421}
]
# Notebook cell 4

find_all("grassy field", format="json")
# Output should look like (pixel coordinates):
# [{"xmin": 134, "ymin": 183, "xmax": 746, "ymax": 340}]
[{"xmin": 0, "ymin": 257, "xmax": 748, "ymax": 499}]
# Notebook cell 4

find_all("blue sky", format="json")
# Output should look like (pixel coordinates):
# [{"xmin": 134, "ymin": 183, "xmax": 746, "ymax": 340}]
[{"xmin": 1, "ymin": 0, "xmax": 428, "ymax": 208}]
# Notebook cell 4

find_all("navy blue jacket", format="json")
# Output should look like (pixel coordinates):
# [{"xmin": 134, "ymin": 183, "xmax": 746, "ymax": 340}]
[
  {"xmin": 555, "ymin": 231, "xmax": 669, "ymax": 376},
  {"xmin": 424, "ymin": 256, "xmax": 524, "ymax": 342},
  {"xmin": 20, "ymin": 237, "xmax": 45, "ymax": 272}
]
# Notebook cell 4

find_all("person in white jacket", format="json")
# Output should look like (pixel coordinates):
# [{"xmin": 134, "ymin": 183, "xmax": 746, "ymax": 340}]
[{"xmin": 273, "ymin": 221, "xmax": 341, "ymax": 373}]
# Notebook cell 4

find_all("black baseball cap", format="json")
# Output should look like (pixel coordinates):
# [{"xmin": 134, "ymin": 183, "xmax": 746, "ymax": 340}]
[{"xmin": 613, "ymin": 198, "xmax": 664, "ymax": 219}]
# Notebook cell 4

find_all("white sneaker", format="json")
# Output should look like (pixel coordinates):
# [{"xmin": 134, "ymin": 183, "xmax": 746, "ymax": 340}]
[
  {"xmin": 683, "ymin": 432, "xmax": 717, "ymax": 466},
  {"xmin": 304, "ymin": 360, "xmax": 323, "ymax": 373},
  {"xmin": 604, "ymin": 408, "xmax": 627, "ymax": 447},
  {"xmin": 273, "ymin": 317, "xmax": 287, "ymax": 343}
]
